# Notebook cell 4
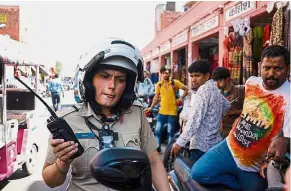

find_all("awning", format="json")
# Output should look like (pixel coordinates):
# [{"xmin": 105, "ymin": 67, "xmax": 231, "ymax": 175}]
[
  {"xmin": 39, "ymin": 66, "xmax": 49, "ymax": 76},
  {"xmin": 30, "ymin": 65, "xmax": 49, "ymax": 76}
]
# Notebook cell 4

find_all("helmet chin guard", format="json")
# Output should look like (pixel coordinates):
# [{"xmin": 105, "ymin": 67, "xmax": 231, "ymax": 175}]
[{"xmin": 74, "ymin": 38, "xmax": 144, "ymax": 103}]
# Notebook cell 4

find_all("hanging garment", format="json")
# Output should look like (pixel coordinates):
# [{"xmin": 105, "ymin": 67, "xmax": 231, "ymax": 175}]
[
  {"xmin": 212, "ymin": 52, "xmax": 219, "ymax": 71},
  {"xmin": 253, "ymin": 26, "xmax": 264, "ymax": 62},
  {"xmin": 263, "ymin": 24, "xmax": 271, "ymax": 48},
  {"xmin": 228, "ymin": 32, "xmax": 236, "ymax": 68},
  {"xmin": 233, "ymin": 47, "xmax": 243, "ymax": 85},
  {"xmin": 269, "ymin": 7, "xmax": 284, "ymax": 46},
  {"xmin": 232, "ymin": 33, "xmax": 243, "ymax": 85},
  {"xmin": 243, "ymin": 30, "xmax": 253, "ymax": 83},
  {"xmin": 283, "ymin": 8, "xmax": 290, "ymax": 51},
  {"xmin": 223, "ymin": 37, "xmax": 229, "ymax": 68}
]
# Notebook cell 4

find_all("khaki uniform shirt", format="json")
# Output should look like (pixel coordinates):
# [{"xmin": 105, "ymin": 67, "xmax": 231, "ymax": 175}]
[{"xmin": 45, "ymin": 101, "xmax": 158, "ymax": 191}]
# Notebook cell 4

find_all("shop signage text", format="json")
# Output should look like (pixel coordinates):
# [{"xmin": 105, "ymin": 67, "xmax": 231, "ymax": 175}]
[
  {"xmin": 172, "ymin": 30, "xmax": 188, "ymax": 47},
  {"xmin": 160, "ymin": 41, "xmax": 170, "ymax": 53},
  {"xmin": 144, "ymin": 52, "xmax": 152, "ymax": 61},
  {"xmin": 0, "ymin": 13, "xmax": 7, "ymax": 23},
  {"xmin": 225, "ymin": 1, "xmax": 256, "ymax": 21},
  {"xmin": 152, "ymin": 47, "xmax": 160, "ymax": 58},
  {"xmin": 191, "ymin": 16, "xmax": 219, "ymax": 38}
]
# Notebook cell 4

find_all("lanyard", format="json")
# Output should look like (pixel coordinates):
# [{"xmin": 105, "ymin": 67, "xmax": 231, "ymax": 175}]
[
  {"xmin": 84, "ymin": 117, "xmax": 101, "ymax": 141},
  {"xmin": 84, "ymin": 115, "xmax": 120, "ymax": 141}
]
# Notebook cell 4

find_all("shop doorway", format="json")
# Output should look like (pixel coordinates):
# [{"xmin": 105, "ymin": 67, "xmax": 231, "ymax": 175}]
[
  {"xmin": 173, "ymin": 47, "xmax": 187, "ymax": 85},
  {"xmin": 250, "ymin": 10, "xmax": 276, "ymax": 77},
  {"xmin": 197, "ymin": 33, "xmax": 219, "ymax": 74},
  {"xmin": 222, "ymin": 8, "xmax": 279, "ymax": 85},
  {"xmin": 161, "ymin": 53, "xmax": 170, "ymax": 68}
]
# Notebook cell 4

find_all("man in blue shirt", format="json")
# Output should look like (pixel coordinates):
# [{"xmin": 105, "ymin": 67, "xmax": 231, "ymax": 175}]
[{"xmin": 48, "ymin": 73, "xmax": 64, "ymax": 111}]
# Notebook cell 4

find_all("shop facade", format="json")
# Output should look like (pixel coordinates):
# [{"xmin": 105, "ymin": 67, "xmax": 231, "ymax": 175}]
[{"xmin": 142, "ymin": 1, "xmax": 290, "ymax": 86}]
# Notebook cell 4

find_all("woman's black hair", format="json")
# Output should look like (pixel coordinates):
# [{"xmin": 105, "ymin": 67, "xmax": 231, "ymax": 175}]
[
  {"xmin": 188, "ymin": 60, "xmax": 211, "ymax": 75},
  {"xmin": 83, "ymin": 56, "xmax": 136, "ymax": 116}
]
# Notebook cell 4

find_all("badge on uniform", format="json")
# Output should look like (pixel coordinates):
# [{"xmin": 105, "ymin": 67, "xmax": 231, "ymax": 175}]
[{"xmin": 75, "ymin": 132, "xmax": 95, "ymax": 139}]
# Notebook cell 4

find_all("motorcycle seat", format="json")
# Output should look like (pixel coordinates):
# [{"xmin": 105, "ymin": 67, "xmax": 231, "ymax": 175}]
[{"xmin": 173, "ymin": 156, "xmax": 233, "ymax": 191}]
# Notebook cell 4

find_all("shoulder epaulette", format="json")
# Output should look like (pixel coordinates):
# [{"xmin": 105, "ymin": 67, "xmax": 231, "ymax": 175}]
[
  {"xmin": 56, "ymin": 104, "xmax": 81, "ymax": 118},
  {"xmin": 132, "ymin": 100, "xmax": 144, "ymax": 108}
]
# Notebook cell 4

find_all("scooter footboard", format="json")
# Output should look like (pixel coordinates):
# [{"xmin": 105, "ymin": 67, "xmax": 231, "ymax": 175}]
[
  {"xmin": 173, "ymin": 157, "xmax": 203, "ymax": 191},
  {"xmin": 168, "ymin": 170, "xmax": 185, "ymax": 191},
  {"xmin": 172, "ymin": 157, "xmax": 233, "ymax": 191}
]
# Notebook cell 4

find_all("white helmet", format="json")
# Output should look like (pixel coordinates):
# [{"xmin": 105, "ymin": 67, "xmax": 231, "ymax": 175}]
[{"xmin": 74, "ymin": 38, "xmax": 144, "ymax": 107}]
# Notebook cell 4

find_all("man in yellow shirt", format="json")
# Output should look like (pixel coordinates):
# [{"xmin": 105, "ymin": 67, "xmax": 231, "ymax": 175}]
[{"xmin": 145, "ymin": 66, "xmax": 188, "ymax": 152}]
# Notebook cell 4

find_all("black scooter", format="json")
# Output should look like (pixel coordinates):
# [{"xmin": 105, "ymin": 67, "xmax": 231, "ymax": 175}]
[
  {"xmin": 89, "ymin": 147, "xmax": 233, "ymax": 191},
  {"xmin": 163, "ymin": 134, "xmax": 233, "ymax": 191},
  {"xmin": 168, "ymin": 154, "xmax": 233, "ymax": 191},
  {"xmin": 90, "ymin": 147, "xmax": 155, "ymax": 191}
]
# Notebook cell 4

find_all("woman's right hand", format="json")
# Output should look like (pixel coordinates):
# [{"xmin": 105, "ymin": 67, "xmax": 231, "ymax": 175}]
[{"xmin": 50, "ymin": 138, "xmax": 79, "ymax": 163}]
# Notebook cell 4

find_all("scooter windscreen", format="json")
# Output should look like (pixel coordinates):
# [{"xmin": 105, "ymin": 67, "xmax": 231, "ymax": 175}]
[{"xmin": 90, "ymin": 147, "xmax": 152, "ymax": 191}]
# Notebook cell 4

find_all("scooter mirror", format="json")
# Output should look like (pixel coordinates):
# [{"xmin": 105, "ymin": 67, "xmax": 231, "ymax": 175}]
[{"xmin": 90, "ymin": 147, "xmax": 152, "ymax": 191}]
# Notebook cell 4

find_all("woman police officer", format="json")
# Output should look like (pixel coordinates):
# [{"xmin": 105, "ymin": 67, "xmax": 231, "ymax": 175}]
[{"xmin": 42, "ymin": 38, "xmax": 170, "ymax": 191}]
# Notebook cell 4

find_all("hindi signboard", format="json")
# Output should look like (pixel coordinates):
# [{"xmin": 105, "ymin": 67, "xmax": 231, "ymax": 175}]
[
  {"xmin": 172, "ymin": 30, "xmax": 188, "ymax": 48},
  {"xmin": 191, "ymin": 16, "xmax": 219, "ymax": 38},
  {"xmin": 225, "ymin": 1, "xmax": 256, "ymax": 22},
  {"xmin": 144, "ymin": 52, "xmax": 152, "ymax": 61},
  {"xmin": 160, "ymin": 41, "xmax": 170, "ymax": 53},
  {"xmin": 152, "ymin": 47, "xmax": 160, "ymax": 58}
]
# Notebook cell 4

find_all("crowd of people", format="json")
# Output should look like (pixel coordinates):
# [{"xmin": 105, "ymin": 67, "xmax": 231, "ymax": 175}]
[{"xmin": 42, "ymin": 37, "xmax": 290, "ymax": 191}]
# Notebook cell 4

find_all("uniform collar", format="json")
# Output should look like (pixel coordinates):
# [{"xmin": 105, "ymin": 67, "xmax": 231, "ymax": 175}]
[
  {"xmin": 77, "ymin": 102, "xmax": 132, "ymax": 118},
  {"xmin": 77, "ymin": 102, "xmax": 97, "ymax": 118}
]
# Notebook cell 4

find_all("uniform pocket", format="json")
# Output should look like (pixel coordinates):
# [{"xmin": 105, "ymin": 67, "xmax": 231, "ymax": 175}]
[
  {"xmin": 71, "ymin": 139, "xmax": 98, "ymax": 174},
  {"xmin": 120, "ymin": 131, "xmax": 141, "ymax": 149}
]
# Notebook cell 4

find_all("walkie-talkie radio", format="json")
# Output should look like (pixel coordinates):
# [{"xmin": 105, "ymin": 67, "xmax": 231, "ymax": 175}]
[{"xmin": 14, "ymin": 72, "xmax": 84, "ymax": 159}]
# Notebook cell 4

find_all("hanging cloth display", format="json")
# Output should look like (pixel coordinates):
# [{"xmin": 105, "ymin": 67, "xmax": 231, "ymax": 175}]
[
  {"xmin": 232, "ymin": 33, "xmax": 243, "ymax": 85},
  {"xmin": 263, "ymin": 24, "xmax": 271, "ymax": 48},
  {"xmin": 283, "ymin": 6, "xmax": 290, "ymax": 51},
  {"xmin": 227, "ymin": 32, "xmax": 236, "ymax": 68},
  {"xmin": 222, "ymin": 37, "xmax": 229, "ymax": 68},
  {"xmin": 269, "ymin": 7, "xmax": 284, "ymax": 46},
  {"xmin": 252, "ymin": 26, "xmax": 264, "ymax": 62},
  {"xmin": 212, "ymin": 52, "xmax": 219, "ymax": 71},
  {"xmin": 243, "ymin": 29, "xmax": 253, "ymax": 84}
]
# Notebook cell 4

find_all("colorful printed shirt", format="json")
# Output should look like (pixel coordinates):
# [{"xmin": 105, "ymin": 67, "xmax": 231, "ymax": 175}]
[
  {"xmin": 227, "ymin": 76, "xmax": 290, "ymax": 172},
  {"xmin": 156, "ymin": 79, "xmax": 184, "ymax": 116},
  {"xmin": 176, "ymin": 80, "xmax": 231, "ymax": 152}
]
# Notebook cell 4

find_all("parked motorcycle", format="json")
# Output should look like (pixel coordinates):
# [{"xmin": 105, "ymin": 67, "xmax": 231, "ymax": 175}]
[{"xmin": 137, "ymin": 95, "xmax": 158, "ymax": 132}]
